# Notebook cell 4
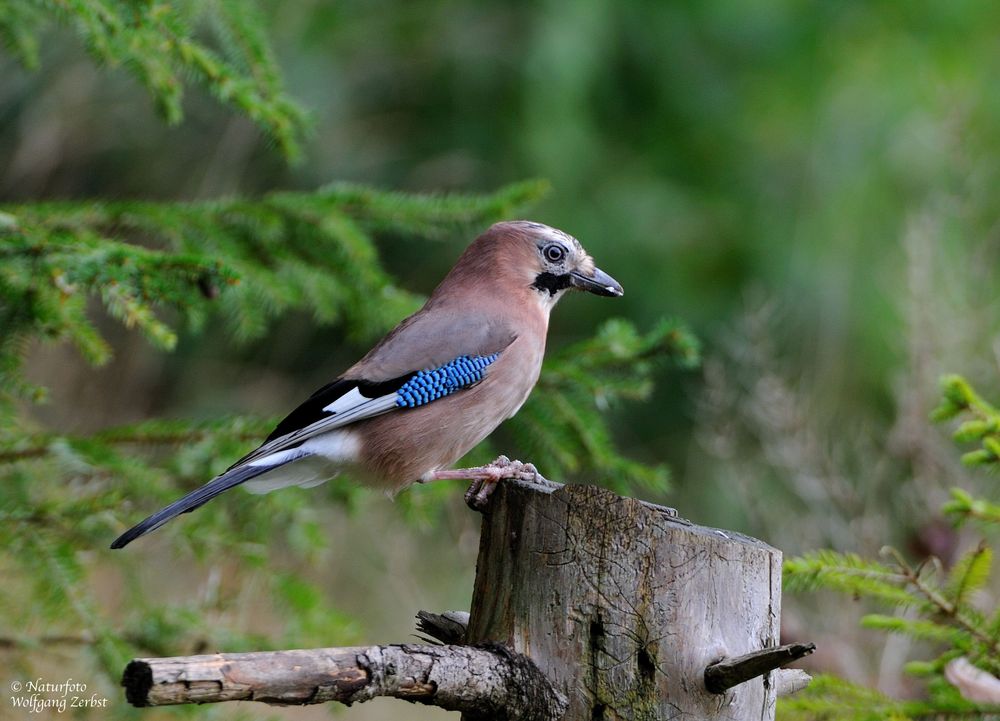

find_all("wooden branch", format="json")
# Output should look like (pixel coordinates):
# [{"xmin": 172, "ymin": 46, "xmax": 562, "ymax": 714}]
[
  {"xmin": 415, "ymin": 610, "xmax": 470, "ymax": 645},
  {"xmin": 704, "ymin": 642, "xmax": 816, "ymax": 694},
  {"xmin": 123, "ymin": 643, "xmax": 566, "ymax": 720}
]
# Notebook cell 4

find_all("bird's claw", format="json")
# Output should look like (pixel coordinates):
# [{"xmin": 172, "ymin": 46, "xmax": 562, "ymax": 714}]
[
  {"xmin": 464, "ymin": 477, "xmax": 494, "ymax": 511},
  {"xmin": 425, "ymin": 455, "xmax": 547, "ymax": 510},
  {"xmin": 461, "ymin": 455, "xmax": 546, "ymax": 511}
]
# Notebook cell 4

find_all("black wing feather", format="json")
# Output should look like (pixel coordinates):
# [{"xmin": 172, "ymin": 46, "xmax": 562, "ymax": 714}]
[
  {"xmin": 263, "ymin": 378, "xmax": 355, "ymax": 443},
  {"xmin": 263, "ymin": 374, "xmax": 414, "ymax": 443}
]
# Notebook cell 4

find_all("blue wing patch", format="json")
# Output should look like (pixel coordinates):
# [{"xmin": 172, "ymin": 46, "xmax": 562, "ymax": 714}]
[{"xmin": 396, "ymin": 354, "xmax": 500, "ymax": 408}]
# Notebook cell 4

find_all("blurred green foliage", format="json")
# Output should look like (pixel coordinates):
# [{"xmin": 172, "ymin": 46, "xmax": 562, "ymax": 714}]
[
  {"xmin": 0, "ymin": 0, "xmax": 309, "ymax": 159},
  {"xmin": 0, "ymin": 4, "xmax": 701, "ymax": 718},
  {"xmin": 782, "ymin": 376, "xmax": 1000, "ymax": 719},
  {"xmin": 3, "ymin": 0, "xmax": 1000, "ymax": 718}
]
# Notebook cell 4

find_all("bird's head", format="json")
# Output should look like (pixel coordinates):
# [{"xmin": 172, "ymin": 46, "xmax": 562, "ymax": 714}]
[{"xmin": 448, "ymin": 221, "xmax": 623, "ymax": 311}]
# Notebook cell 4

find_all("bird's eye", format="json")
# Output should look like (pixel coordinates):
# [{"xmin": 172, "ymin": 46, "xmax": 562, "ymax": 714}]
[{"xmin": 543, "ymin": 244, "xmax": 566, "ymax": 263}]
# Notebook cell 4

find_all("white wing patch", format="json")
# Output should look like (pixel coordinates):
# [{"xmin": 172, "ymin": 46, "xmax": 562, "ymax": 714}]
[
  {"xmin": 243, "ymin": 430, "xmax": 361, "ymax": 495},
  {"xmin": 323, "ymin": 387, "xmax": 367, "ymax": 414},
  {"xmin": 301, "ymin": 430, "xmax": 363, "ymax": 461},
  {"xmin": 235, "ymin": 392, "xmax": 396, "ymax": 469},
  {"xmin": 243, "ymin": 457, "xmax": 332, "ymax": 495},
  {"xmin": 321, "ymin": 392, "xmax": 398, "ymax": 426},
  {"xmin": 246, "ymin": 448, "xmax": 306, "ymax": 468}
]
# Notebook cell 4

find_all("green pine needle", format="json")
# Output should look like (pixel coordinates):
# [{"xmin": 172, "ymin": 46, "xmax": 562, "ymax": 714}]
[
  {"xmin": 0, "ymin": 0, "xmax": 309, "ymax": 161},
  {"xmin": 944, "ymin": 544, "xmax": 992, "ymax": 606}
]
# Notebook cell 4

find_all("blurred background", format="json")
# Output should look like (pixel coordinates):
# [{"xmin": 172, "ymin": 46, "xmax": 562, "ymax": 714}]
[{"xmin": 2, "ymin": 1, "xmax": 1000, "ymax": 718}]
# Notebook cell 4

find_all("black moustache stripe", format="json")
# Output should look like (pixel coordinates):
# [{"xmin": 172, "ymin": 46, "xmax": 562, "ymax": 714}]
[{"xmin": 532, "ymin": 272, "xmax": 572, "ymax": 296}]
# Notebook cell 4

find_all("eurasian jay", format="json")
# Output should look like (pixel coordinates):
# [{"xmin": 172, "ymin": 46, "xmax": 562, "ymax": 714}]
[{"xmin": 111, "ymin": 221, "xmax": 623, "ymax": 549}]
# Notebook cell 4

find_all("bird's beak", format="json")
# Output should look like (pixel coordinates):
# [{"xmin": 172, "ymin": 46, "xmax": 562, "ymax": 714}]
[{"xmin": 569, "ymin": 267, "xmax": 624, "ymax": 297}]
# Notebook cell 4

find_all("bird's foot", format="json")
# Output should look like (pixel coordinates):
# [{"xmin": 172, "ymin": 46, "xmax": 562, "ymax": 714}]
[
  {"xmin": 425, "ymin": 455, "xmax": 547, "ymax": 511},
  {"xmin": 464, "ymin": 455, "xmax": 548, "ymax": 510}
]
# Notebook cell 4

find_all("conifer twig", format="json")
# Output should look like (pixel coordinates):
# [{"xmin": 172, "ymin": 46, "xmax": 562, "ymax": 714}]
[
  {"xmin": 0, "ymin": 422, "xmax": 269, "ymax": 464},
  {"xmin": 885, "ymin": 547, "xmax": 1000, "ymax": 657}
]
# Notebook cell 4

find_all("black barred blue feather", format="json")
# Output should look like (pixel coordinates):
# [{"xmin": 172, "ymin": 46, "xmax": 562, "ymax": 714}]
[{"xmin": 396, "ymin": 354, "xmax": 500, "ymax": 408}]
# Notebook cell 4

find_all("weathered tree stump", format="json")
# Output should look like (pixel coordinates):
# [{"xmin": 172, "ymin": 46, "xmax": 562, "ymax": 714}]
[
  {"xmin": 465, "ymin": 479, "xmax": 784, "ymax": 720},
  {"xmin": 120, "ymin": 478, "xmax": 807, "ymax": 719}
]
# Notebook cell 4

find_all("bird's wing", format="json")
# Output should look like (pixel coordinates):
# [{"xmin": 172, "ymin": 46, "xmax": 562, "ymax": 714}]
[
  {"xmin": 344, "ymin": 303, "xmax": 518, "ymax": 381},
  {"xmin": 110, "ymin": 312, "xmax": 515, "ymax": 550},
  {"xmin": 231, "ymin": 309, "xmax": 518, "ymax": 468},
  {"xmin": 110, "ymin": 351, "xmax": 508, "ymax": 549},
  {"xmin": 230, "ymin": 349, "xmax": 508, "ymax": 468}
]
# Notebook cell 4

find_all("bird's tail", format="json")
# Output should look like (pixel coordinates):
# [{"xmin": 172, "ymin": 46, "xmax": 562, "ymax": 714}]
[{"xmin": 110, "ymin": 459, "xmax": 294, "ymax": 549}]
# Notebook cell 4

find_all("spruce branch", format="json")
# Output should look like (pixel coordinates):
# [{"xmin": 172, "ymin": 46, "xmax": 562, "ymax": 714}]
[
  {"xmin": 859, "ymin": 615, "xmax": 973, "ymax": 648},
  {"xmin": 0, "ymin": 182, "xmax": 537, "ymax": 402},
  {"xmin": 882, "ymin": 547, "xmax": 1000, "ymax": 659},
  {"xmin": 0, "ymin": 0, "xmax": 43, "ymax": 67},
  {"xmin": 783, "ymin": 371, "xmax": 1000, "ymax": 720},
  {"xmin": 313, "ymin": 179, "xmax": 552, "ymax": 239},
  {"xmin": 0, "ymin": 417, "xmax": 274, "ymax": 465},
  {"xmin": 932, "ymin": 374, "xmax": 1000, "ymax": 466},
  {"xmin": 779, "ymin": 673, "xmax": 985, "ymax": 720},
  {"xmin": 783, "ymin": 550, "xmax": 924, "ymax": 608},
  {"xmin": 944, "ymin": 488, "xmax": 1000, "ymax": 526},
  {"xmin": 2, "ymin": 0, "xmax": 309, "ymax": 160},
  {"xmin": 28, "ymin": 532, "xmax": 132, "ymax": 678},
  {"xmin": 944, "ymin": 544, "xmax": 992, "ymax": 606}
]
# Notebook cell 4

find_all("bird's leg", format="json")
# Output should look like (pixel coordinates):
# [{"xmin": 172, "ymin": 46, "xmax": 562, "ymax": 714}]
[{"xmin": 423, "ymin": 455, "xmax": 549, "ymax": 510}]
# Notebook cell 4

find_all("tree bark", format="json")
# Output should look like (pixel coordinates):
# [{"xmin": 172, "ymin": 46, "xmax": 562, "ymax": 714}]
[
  {"xmin": 465, "ymin": 479, "xmax": 785, "ymax": 720},
  {"xmin": 122, "ymin": 642, "xmax": 566, "ymax": 720}
]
